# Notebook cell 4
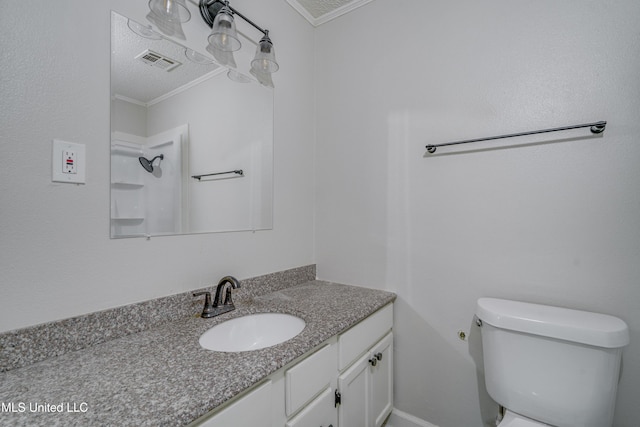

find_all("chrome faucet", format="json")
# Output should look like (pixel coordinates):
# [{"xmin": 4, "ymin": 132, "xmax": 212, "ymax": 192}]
[
  {"xmin": 213, "ymin": 275, "xmax": 241, "ymax": 307},
  {"xmin": 193, "ymin": 275, "xmax": 241, "ymax": 318}
]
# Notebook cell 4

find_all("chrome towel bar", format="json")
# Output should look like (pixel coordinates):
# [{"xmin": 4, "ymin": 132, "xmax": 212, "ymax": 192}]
[
  {"xmin": 192, "ymin": 170, "xmax": 244, "ymax": 180},
  {"xmin": 425, "ymin": 121, "xmax": 606, "ymax": 154}
]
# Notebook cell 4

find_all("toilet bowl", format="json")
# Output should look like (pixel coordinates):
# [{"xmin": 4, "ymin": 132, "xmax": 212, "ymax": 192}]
[{"xmin": 498, "ymin": 410, "xmax": 551, "ymax": 427}]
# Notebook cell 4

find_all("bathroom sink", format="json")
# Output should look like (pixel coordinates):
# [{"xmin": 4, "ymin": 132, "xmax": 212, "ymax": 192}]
[{"xmin": 199, "ymin": 313, "xmax": 306, "ymax": 352}]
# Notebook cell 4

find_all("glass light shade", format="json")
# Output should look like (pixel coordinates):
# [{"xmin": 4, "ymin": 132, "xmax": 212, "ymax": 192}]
[
  {"xmin": 250, "ymin": 67, "xmax": 274, "ymax": 88},
  {"xmin": 206, "ymin": 44, "xmax": 237, "ymax": 69},
  {"xmin": 146, "ymin": 11, "xmax": 186, "ymax": 39},
  {"xmin": 251, "ymin": 33, "xmax": 279, "ymax": 74},
  {"xmin": 185, "ymin": 48, "xmax": 213, "ymax": 65},
  {"xmin": 208, "ymin": 7, "xmax": 241, "ymax": 52},
  {"xmin": 227, "ymin": 69, "xmax": 252, "ymax": 83},
  {"xmin": 127, "ymin": 19, "xmax": 163, "ymax": 40},
  {"xmin": 148, "ymin": 0, "xmax": 191, "ymax": 23}
]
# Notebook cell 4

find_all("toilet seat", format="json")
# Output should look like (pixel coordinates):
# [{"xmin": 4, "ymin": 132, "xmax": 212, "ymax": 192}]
[{"xmin": 498, "ymin": 410, "xmax": 553, "ymax": 427}]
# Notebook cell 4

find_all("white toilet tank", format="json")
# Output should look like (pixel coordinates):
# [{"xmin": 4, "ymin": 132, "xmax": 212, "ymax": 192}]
[{"xmin": 476, "ymin": 298, "xmax": 629, "ymax": 427}]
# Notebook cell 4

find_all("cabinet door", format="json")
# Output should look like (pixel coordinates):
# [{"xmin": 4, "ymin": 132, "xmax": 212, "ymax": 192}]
[
  {"xmin": 194, "ymin": 380, "xmax": 272, "ymax": 427},
  {"xmin": 338, "ymin": 333, "xmax": 394, "ymax": 427},
  {"xmin": 370, "ymin": 332, "xmax": 393, "ymax": 427},
  {"xmin": 338, "ymin": 353, "xmax": 370, "ymax": 427},
  {"xmin": 286, "ymin": 343, "xmax": 337, "ymax": 416},
  {"xmin": 286, "ymin": 387, "xmax": 337, "ymax": 427}
]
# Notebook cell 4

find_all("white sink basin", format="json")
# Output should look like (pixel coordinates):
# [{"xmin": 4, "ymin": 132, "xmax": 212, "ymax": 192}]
[{"xmin": 199, "ymin": 313, "xmax": 306, "ymax": 352}]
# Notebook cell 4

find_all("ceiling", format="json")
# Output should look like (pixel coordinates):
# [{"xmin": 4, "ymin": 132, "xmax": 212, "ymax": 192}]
[
  {"xmin": 111, "ymin": 0, "xmax": 375, "ymax": 103},
  {"xmin": 111, "ymin": 12, "xmax": 223, "ymax": 105},
  {"xmin": 285, "ymin": 0, "xmax": 374, "ymax": 26}
]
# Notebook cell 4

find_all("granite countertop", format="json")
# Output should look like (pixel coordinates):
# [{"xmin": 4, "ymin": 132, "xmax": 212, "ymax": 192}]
[{"xmin": 0, "ymin": 281, "xmax": 395, "ymax": 426}]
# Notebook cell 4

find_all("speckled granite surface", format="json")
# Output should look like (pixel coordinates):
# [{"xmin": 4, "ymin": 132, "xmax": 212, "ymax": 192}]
[
  {"xmin": 0, "ymin": 280, "xmax": 395, "ymax": 427},
  {"xmin": 0, "ymin": 265, "xmax": 315, "ymax": 372}
]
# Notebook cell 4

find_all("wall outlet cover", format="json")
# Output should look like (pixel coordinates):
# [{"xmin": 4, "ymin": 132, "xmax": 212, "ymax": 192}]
[{"xmin": 52, "ymin": 139, "xmax": 86, "ymax": 184}]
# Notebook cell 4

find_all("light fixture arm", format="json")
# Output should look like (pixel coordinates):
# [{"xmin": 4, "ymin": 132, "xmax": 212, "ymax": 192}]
[
  {"xmin": 225, "ymin": 3, "xmax": 268, "ymax": 36},
  {"xmin": 200, "ymin": 0, "xmax": 268, "ymax": 36}
]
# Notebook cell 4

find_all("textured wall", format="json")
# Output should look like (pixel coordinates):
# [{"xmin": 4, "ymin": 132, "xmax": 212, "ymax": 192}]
[
  {"xmin": 0, "ymin": 0, "xmax": 315, "ymax": 332},
  {"xmin": 314, "ymin": 1, "xmax": 640, "ymax": 426}
]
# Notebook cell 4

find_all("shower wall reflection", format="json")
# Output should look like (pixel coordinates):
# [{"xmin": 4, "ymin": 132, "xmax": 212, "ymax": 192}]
[{"xmin": 110, "ymin": 124, "xmax": 187, "ymax": 237}]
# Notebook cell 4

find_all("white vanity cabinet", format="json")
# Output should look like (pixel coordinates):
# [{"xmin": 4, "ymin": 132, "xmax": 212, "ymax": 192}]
[
  {"xmin": 368, "ymin": 332, "xmax": 393, "ymax": 427},
  {"xmin": 189, "ymin": 303, "xmax": 393, "ymax": 427},
  {"xmin": 285, "ymin": 342, "xmax": 338, "ymax": 418},
  {"xmin": 337, "ymin": 305, "xmax": 393, "ymax": 427},
  {"xmin": 193, "ymin": 380, "xmax": 274, "ymax": 427},
  {"xmin": 337, "ymin": 333, "xmax": 393, "ymax": 427},
  {"xmin": 285, "ymin": 386, "xmax": 337, "ymax": 427}
]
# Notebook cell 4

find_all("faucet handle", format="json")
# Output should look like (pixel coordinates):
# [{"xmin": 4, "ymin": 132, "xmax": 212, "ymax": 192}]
[
  {"xmin": 193, "ymin": 291, "xmax": 215, "ymax": 318},
  {"xmin": 193, "ymin": 291, "xmax": 211, "ymax": 301}
]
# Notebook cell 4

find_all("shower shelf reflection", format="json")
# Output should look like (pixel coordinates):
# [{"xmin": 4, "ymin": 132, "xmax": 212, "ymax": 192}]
[
  {"xmin": 111, "ymin": 181, "xmax": 144, "ymax": 188},
  {"xmin": 111, "ymin": 146, "xmax": 143, "ymax": 156}
]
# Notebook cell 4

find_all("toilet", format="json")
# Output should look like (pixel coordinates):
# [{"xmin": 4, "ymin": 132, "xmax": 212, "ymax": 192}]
[{"xmin": 476, "ymin": 298, "xmax": 629, "ymax": 427}]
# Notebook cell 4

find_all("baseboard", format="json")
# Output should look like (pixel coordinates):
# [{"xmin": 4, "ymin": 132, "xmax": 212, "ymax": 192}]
[{"xmin": 387, "ymin": 408, "xmax": 439, "ymax": 427}]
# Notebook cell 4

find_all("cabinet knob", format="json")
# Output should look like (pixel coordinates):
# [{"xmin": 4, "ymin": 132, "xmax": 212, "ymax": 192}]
[
  {"xmin": 369, "ymin": 357, "xmax": 377, "ymax": 366},
  {"xmin": 375, "ymin": 352, "xmax": 382, "ymax": 361}
]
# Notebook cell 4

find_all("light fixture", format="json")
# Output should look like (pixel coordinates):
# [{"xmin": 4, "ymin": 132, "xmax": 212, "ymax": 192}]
[
  {"xmin": 199, "ymin": 0, "xmax": 279, "ymax": 86},
  {"xmin": 208, "ymin": 1, "xmax": 241, "ymax": 52},
  {"xmin": 148, "ymin": 0, "xmax": 279, "ymax": 86},
  {"xmin": 251, "ymin": 31, "xmax": 279, "ymax": 74},
  {"xmin": 148, "ymin": 0, "xmax": 191, "ymax": 23}
]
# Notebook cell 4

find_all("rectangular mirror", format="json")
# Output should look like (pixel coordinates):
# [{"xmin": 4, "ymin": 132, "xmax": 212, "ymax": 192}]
[{"xmin": 110, "ymin": 12, "xmax": 273, "ymax": 238}]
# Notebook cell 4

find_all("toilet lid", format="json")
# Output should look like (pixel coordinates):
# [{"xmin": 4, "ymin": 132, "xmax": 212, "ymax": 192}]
[{"xmin": 498, "ymin": 410, "xmax": 552, "ymax": 427}]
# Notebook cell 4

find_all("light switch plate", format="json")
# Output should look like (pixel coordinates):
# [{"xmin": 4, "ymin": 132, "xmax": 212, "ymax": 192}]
[{"xmin": 52, "ymin": 139, "xmax": 86, "ymax": 184}]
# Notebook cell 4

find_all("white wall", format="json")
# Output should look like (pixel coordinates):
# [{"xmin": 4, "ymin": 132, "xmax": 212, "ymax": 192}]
[
  {"xmin": 0, "ymin": 0, "xmax": 315, "ymax": 332},
  {"xmin": 146, "ymin": 73, "xmax": 273, "ymax": 232},
  {"xmin": 112, "ymin": 98, "xmax": 147, "ymax": 137},
  {"xmin": 3, "ymin": 0, "xmax": 639, "ymax": 425},
  {"xmin": 314, "ymin": 1, "xmax": 640, "ymax": 426}
]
